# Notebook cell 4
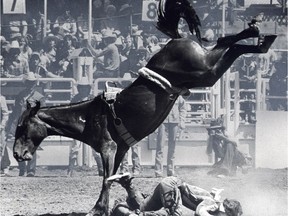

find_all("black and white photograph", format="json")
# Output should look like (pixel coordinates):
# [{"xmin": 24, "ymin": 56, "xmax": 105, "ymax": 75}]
[{"xmin": 0, "ymin": 0, "xmax": 287, "ymax": 215}]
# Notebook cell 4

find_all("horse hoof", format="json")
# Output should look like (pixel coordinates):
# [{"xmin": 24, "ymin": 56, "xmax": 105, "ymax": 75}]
[{"xmin": 258, "ymin": 35, "xmax": 277, "ymax": 52}]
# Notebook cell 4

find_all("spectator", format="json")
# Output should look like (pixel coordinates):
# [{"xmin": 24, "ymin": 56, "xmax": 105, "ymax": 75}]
[
  {"xmin": 42, "ymin": 35, "xmax": 60, "ymax": 74},
  {"xmin": 269, "ymin": 60, "xmax": 288, "ymax": 111},
  {"xmin": 120, "ymin": 144, "xmax": 141, "ymax": 176},
  {"xmin": 206, "ymin": 121, "xmax": 252, "ymax": 177},
  {"xmin": 118, "ymin": 2, "xmax": 132, "ymax": 35},
  {"xmin": 109, "ymin": 174, "xmax": 243, "ymax": 216},
  {"xmin": 56, "ymin": 34, "xmax": 76, "ymax": 77},
  {"xmin": 53, "ymin": 7, "xmax": 77, "ymax": 37},
  {"xmin": 3, "ymin": 40, "xmax": 29, "ymax": 77},
  {"xmin": 18, "ymin": 36, "xmax": 33, "ymax": 62},
  {"xmin": 100, "ymin": 4, "xmax": 119, "ymax": 32},
  {"xmin": 155, "ymin": 96, "xmax": 187, "ymax": 177},
  {"xmin": 147, "ymin": 35, "xmax": 161, "ymax": 56},
  {"xmin": 2, "ymin": 14, "xmax": 28, "ymax": 41},
  {"xmin": 76, "ymin": 13, "xmax": 89, "ymax": 40},
  {"xmin": 5, "ymin": 72, "xmax": 45, "ymax": 177},
  {"xmin": 89, "ymin": 30, "xmax": 120, "ymax": 78},
  {"xmin": 0, "ymin": 94, "xmax": 10, "ymax": 177},
  {"xmin": 67, "ymin": 79, "xmax": 103, "ymax": 177},
  {"xmin": 29, "ymin": 52, "xmax": 60, "ymax": 79},
  {"xmin": 237, "ymin": 54, "xmax": 258, "ymax": 124}
]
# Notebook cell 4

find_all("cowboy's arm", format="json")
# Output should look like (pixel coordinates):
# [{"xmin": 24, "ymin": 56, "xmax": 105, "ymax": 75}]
[
  {"xmin": 195, "ymin": 198, "xmax": 218, "ymax": 216},
  {"xmin": 214, "ymin": 133, "xmax": 237, "ymax": 146},
  {"xmin": 0, "ymin": 96, "xmax": 9, "ymax": 131}
]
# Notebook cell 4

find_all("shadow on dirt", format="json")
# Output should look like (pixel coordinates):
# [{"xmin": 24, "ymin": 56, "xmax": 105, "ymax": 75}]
[{"xmin": 15, "ymin": 213, "xmax": 87, "ymax": 216}]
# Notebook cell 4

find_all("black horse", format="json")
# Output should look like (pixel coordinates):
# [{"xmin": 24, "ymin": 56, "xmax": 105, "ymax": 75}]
[{"xmin": 13, "ymin": 0, "xmax": 276, "ymax": 215}]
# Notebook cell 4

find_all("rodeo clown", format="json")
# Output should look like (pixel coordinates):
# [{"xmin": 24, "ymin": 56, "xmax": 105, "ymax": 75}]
[{"xmin": 108, "ymin": 173, "xmax": 243, "ymax": 216}]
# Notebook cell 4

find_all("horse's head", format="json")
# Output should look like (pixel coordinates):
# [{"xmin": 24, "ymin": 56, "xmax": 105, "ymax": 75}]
[{"xmin": 13, "ymin": 101, "xmax": 47, "ymax": 162}]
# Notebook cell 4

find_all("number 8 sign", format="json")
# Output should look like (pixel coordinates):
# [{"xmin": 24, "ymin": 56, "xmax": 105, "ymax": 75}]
[
  {"xmin": 142, "ymin": 0, "xmax": 159, "ymax": 22},
  {"xmin": 3, "ymin": 0, "xmax": 26, "ymax": 14}
]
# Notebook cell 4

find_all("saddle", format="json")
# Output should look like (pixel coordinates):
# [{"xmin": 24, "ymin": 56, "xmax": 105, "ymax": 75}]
[
  {"xmin": 102, "ymin": 81, "xmax": 138, "ymax": 147},
  {"xmin": 103, "ymin": 81, "xmax": 123, "ymax": 103}
]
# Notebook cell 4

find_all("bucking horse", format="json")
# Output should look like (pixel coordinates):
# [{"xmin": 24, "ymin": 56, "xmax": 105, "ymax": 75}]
[{"xmin": 13, "ymin": 0, "xmax": 276, "ymax": 215}]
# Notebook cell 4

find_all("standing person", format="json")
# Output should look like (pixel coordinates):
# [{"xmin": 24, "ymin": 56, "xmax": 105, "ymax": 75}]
[
  {"xmin": 0, "ymin": 94, "xmax": 10, "ymax": 177},
  {"xmin": 120, "ymin": 144, "xmax": 141, "ymax": 176},
  {"xmin": 109, "ymin": 174, "xmax": 243, "ymax": 216},
  {"xmin": 67, "ymin": 79, "xmax": 103, "ymax": 177},
  {"xmin": 5, "ymin": 72, "xmax": 45, "ymax": 176},
  {"xmin": 155, "ymin": 96, "xmax": 187, "ymax": 177}
]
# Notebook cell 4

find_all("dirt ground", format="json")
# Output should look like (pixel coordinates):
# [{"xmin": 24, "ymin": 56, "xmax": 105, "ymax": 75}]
[{"xmin": 0, "ymin": 166, "xmax": 287, "ymax": 216}]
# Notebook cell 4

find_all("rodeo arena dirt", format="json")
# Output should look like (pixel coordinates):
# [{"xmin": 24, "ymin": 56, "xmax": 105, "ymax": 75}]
[{"xmin": 1, "ymin": 0, "xmax": 288, "ymax": 216}]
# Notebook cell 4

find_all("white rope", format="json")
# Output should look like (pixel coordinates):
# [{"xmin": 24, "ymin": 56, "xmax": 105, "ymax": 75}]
[{"xmin": 138, "ymin": 67, "xmax": 189, "ymax": 95}]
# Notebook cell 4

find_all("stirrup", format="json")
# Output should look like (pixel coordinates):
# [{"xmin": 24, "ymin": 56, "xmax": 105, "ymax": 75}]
[{"xmin": 107, "ymin": 172, "xmax": 131, "ymax": 182}]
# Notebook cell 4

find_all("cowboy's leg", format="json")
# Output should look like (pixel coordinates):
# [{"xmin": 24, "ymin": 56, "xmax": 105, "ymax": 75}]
[
  {"xmin": 167, "ymin": 123, "xmax": 178, "ymax": 176},
  {"xmin": 155, "ymin": 124, "xmax": 165, "ymax": 177},
  {"xmin": 92, "ymin": 150, "xmax": 104, "ymax": 176},
  {"xmin": 1, "ymin": 130, "xmax": 10, "ymax": 172},
  {"xmin": 218, "ymin": 143, "xmax": 236, "ymax": 175},
  {"xmin": 131, "ymin": 144, "xmax": 141, "ymax": 174},
  {"xmin": 120, "ymin": 152, "xmax": 129, "ymax": 173},
  {"xmin": 18, "ymin": 161, "xmax": 26, "ymax": 176},
  {"xmin": 27, "ymin": 153, "xmax": 37, "ymax": 176}
]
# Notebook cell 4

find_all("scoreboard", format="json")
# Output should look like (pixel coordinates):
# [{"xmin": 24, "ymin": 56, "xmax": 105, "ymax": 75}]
[
  {"xmin": 3, "ymin": 0, "xmax": 26, "ymax": 14},
  {"xmin": 142, "ymin": 0, "xmax": 159, "ymax": 22}
]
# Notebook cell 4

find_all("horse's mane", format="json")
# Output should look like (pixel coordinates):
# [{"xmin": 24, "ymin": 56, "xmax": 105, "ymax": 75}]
[{"xmin": 156, "ymin": 0, "xmax": 201, "ymax": 41}]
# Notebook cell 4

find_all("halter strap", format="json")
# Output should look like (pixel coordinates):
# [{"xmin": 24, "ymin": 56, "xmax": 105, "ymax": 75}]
[{"xmin": 138, "ymin": 67, "xmax": 190, "ymax": 96}]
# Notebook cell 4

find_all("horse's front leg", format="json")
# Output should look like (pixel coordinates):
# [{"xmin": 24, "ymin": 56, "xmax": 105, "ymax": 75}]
[{"xmin": 87, "ymin": 142, "xmax": 117, "ymax": 216}]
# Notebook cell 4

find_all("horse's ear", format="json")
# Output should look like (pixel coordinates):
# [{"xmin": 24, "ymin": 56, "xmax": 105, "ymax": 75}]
[
  {"xmin": 29, "ymin": 101, "xmax": 41, "ymax": 116},
  {"xmin": 26, "ymin": 100, "xmax": 32, "ymax": 109}
]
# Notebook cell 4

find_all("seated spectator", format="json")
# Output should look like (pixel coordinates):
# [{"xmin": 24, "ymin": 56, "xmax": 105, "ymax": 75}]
[
  {"xmin": 17, "ymin": 36, "xmax": 33, "ymax": 62},
  {"xmin": 76, "ymin": 12, "xmax": 89, "ymax": 40},
  {"xmin": 53, "ymin": 7, "xmax": 77, "ymax": 37},
  {"xmin": 2, "ymin": 14, "xmax": 28, "ymax": 41},
  {"xmin": 42, "ymin": 35, "xmax": 60, "ymax": 74},
  {"xmin": 30, "ymin": 52, "xmax": 60, "ymax": 79},
  {"xmin": 3, "ymin": 40, "xmax": 29, "ymax": 77},
  {"xmin": 147, "ymin": 35, "xmax": 161, "ymax": 57},
  {"xmin": 56, "ymin": 34, "xmax": 77, "ymax": 77},
  {"xmin": 89, "ymin": 30, "xmax": 120, "ymax": 78}
]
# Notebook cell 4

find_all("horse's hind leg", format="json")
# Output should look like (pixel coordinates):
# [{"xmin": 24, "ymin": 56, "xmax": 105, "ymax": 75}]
[
  {"xmin": 214, "ymin": 26, "xmax": 260, "ymax": 49},
  {"xmin": 206, "ymin": 35, "xmax": 277, "ymax": 85}
]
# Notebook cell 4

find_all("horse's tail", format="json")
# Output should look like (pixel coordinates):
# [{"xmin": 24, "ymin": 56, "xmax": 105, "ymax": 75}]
[{"xmin": 156, "ymin": 0, "xmax": 202, "ymax": 42}]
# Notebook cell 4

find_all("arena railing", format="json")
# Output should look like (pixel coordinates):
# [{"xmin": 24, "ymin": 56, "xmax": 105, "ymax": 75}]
[{"xmin": 1, "ymin": 77, "xmax": 76, "ymax": 109}]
